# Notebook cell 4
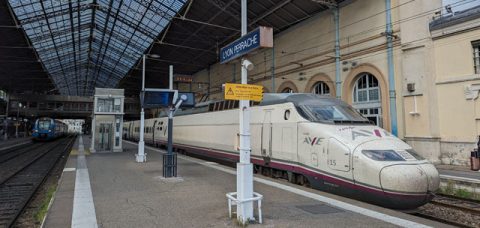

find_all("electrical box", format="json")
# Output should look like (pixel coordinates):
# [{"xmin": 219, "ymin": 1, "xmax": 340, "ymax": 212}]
[{"xmin": 407, "ymin": 83, "xmax": 415, "ymax": 92}]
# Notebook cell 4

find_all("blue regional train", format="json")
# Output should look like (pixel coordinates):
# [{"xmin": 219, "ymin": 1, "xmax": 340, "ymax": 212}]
[{"xmin": 32, "ymin": 117, "xmax": 68, "ymax": 141}]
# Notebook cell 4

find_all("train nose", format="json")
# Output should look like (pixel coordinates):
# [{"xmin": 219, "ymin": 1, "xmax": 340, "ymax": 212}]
[
  {"xmin": 380, "ymin": 164, "xmax": 439, "ymax": 194},
  {"xmin": 419, "ymin": 163, "xmax": 440, "ymax": 193}
]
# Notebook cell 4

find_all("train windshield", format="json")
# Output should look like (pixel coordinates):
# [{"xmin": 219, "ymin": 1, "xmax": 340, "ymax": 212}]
[
  {"xmin": 38, "ymin": 120, "xmax": 51, "ymax": 130},
  {"xmin": 299, "ymin": 105, "xmax": 370, "ymax": 124}
]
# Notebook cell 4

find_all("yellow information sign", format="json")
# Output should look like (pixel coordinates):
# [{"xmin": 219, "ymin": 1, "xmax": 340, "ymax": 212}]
[{"xmin": 224, "ymin": 83, "xmax": 263, "ymax": 102}]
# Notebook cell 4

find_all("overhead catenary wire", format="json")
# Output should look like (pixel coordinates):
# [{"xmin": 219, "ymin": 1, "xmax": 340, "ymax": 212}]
[
  {"xmin": 178, "ymin": 0, "xmax": 455, "ymax": 67},
  {"xmin": 199, "ymin": 20, "xmax": 480, "ymax": 94},
  {"xmin": 3, "ymin": 0, "xmax": 479, "ymax": 95},
  {"xmin": 205, "ymin": 0, "xmax": 479, "ymax": 76},
  {"xmin": 170, "ymin": 0, "xmax": 476, "ymax": 76},
  {"xmin": 259, "ymin": 0, "xmax": 477, "ymax": 63}
]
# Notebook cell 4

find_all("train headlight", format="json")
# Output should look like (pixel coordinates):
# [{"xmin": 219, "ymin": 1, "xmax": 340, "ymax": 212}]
[
  {"xmin": 48, "ymin": 130, "xmax": 52, "ymax": 132},
  {"xmin": 361, "ymin": 150, "xmax": 405, "ymax": 161}
]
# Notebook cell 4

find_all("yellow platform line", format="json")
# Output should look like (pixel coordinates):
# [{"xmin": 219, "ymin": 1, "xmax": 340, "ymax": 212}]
[{"xmin": 70, "ymin": 148, "xmax": 91, "ymax": 156}]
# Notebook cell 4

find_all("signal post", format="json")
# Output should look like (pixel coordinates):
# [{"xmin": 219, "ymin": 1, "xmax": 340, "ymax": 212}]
[{"xmin": 220, "ymin": 0, "xmax": 272, "ymax": 224}]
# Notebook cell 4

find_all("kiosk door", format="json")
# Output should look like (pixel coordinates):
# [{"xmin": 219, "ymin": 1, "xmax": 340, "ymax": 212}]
[{"xmin": 99, "ymin": 123, "xmax": 112, "ymax": 151}]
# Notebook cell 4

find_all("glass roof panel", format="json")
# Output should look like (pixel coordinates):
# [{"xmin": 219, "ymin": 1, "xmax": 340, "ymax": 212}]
[{"xmin": 8, "ymin": 0, "xmax": 187, "ymax": 95}]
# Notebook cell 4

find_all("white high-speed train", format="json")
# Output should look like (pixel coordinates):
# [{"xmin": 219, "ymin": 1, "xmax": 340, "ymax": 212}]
[{"xmin": 124, "ymin": 93, "xmax": 439, "ymax": 209}]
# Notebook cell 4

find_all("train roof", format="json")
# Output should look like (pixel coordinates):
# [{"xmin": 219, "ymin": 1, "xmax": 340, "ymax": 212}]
[
  {"xmin": 260, "ymin": 93, "xmax": 348, "ymax": 107},
  {"xmin": 162, "ymin": 93, "xmax": 349, "ymax": 118}
]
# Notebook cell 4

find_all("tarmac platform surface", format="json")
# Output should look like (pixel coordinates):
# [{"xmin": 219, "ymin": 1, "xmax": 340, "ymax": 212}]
[{"xmin": 43, "ymin": 135, "xmax": 451, "ymax": 228}]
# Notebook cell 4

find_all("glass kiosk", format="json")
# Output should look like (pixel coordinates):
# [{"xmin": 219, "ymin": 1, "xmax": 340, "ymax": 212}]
[{"xmin": 90, "ymin": 88, "xmax": 124, "ymax": 153}]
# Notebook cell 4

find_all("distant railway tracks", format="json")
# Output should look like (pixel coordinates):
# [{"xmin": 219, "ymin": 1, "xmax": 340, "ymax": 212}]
[
  {"xmin": 413, "ymin": 194, "xmax": 480, "ymax": 228},
  {"xmin": 0, "ymin": 136, "xmax": 76, "ymax": 228}
]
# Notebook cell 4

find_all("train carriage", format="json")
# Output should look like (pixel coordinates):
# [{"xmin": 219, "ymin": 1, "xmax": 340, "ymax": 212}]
[
  {"xmin": 124, "ymin": 93, "xmax": 440, "ymax": 210},
  {"xmin": 32, "ymin": 117, "xmax": 67, "ymax": 141}
]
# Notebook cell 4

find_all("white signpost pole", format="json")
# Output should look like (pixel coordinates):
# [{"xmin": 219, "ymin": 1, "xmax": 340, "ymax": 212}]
[
  {"xmin": 236, "ymin": 0, "xmax": 254, "ymax": 223},
  {"xmin": 136, "ymin": 54, "xmax": 147, "ymax": 163}
]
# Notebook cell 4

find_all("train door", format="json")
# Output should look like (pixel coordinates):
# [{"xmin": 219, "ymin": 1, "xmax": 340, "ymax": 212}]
[
  {"xmin": 327, "ymin": 138, "xmax": 350, "ymax": 172},
  {"xmin": 98, "ymin": 123, "xmax": 112, "ymax": 151},
  {"xmin": 130, "ymin": 122, "xmax": 135, "ymax": 139},
  {"xmin": 261, "ymin": 111, "xmax": 272, "ymax": 164},
  {"xmin": 152, "ymin": 120, "xmax": 157, "ymax": 145},
  {"xmin": 128, "ymin": 122, "xmax": 133, "ymax": 139}
]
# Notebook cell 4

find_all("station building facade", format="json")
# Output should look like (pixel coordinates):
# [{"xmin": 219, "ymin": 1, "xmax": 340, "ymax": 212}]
[{"xmin": 176, "ymin": 0, "xmax": 480, "ymax": 166}]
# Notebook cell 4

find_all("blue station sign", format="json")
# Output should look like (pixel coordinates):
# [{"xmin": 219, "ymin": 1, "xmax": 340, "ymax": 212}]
[{"xmin": 220, "ymin": 26, "xmax": 273, "ymax": 64}]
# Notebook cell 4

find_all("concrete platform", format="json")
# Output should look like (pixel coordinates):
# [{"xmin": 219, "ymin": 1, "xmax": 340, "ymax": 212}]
[
  {"xmin": 43, "ymin": 136, "xmax": 451, "ymax": 228},
  {"xmin": 437, "ymin": 164, "xmax": 480, "ymax": 180},
  {"xmin": 0, "ymin": 137, "xmax": 31, "ymax": 151},
  {"xmin": 436, "ymin": 164, "xmax": 480, "ymax": 196}
]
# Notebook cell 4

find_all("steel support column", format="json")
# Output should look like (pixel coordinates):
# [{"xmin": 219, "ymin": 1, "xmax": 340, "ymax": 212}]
[
  {"xmin": 271, "ymin": 46, "xmax": 275, "ymax": 92},
  {"xmin": 164, "ymin": 65, "xmax": 177, "ymax": 178},
  {"xmin": 386, "ymin": 0, "xmax": 398, "ymax": 136},
  {"xmin": 334, "ymin": 6, "xmax": 341, "ymax": 99},
  {"xmin": 4, "ymin": 93, "xmax": 8, "ymax": 140}
]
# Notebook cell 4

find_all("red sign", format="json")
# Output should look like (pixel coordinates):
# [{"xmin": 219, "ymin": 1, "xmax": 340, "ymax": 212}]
[{"xmin": 174, "ymin": 75, "xmax": 193, "ymax": 83}]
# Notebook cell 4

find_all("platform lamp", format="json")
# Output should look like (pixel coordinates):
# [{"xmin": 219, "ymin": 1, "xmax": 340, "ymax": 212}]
[{"xmin": 136, "ymin": 53, "xmax": 160, "ymax": 163}]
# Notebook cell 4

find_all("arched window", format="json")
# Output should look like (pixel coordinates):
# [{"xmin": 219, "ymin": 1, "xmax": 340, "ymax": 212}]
[
  {"xmin": 353, "ymin": 73, "xmax": 379, "ymax": 103},
  {"xmin": 311, "ymin": 81, "xmax": 330, "ymax": 95},
  {"xmin": 282, "ymin": 87, "xmax": 294, "ymax": 93},
  {"xmin": 352, "ymin": 73, "xmax": 382, "ymax": 127}
]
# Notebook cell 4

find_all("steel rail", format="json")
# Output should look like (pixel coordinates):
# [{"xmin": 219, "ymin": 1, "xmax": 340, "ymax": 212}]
[
  {"xmin": 0, "ymin": 142, "xmax": 48, "ymax": 164},
  {"xmin": 412, "ymin": 212, "xmax": 471, "ymax": 228},
  {"xmin": 430, "ymin": 195, "xmax": 480, "ymax": 216},
  {"xmin": 411, "ymin": 194, "xmax": 480, "ymax": 228},
  {"xmin": 0, "ymin": 139, "xmax": 68, "ymax": 186},
  {"xmin": 0, "ymin": 136, "xmax": 76, "ymax": 228}
]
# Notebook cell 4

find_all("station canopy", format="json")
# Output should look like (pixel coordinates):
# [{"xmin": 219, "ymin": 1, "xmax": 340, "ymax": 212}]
[{"xmin": 1, "ymin": 0, "xmax": 341, "ymax": 96}]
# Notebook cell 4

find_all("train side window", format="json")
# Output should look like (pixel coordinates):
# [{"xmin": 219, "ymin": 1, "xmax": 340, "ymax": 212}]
[{"xmin": 284, "ymin": 110, "xmax": 291, "ymax": 120}]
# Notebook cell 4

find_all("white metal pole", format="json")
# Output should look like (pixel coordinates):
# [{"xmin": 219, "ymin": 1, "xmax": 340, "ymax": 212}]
[
  {"xmin": 136, "ymin": 54, "xmax": 146, "ymax": 162},
  {"xmin": 236, "ymin": 0, "xmax": 254, "ymax": 224},
  {"xmin": 169, "ymin": 65, "xmax": 173, "ymax": 90}
]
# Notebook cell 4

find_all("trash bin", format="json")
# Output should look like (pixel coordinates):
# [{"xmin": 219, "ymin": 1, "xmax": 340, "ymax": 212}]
[
  {"xmin": 471, "ymin": 149, "xmax": 480, "ymax": 171},
  {"xmin": 476, "ymin": 149, "xmax": 480, "ymax": 171}
]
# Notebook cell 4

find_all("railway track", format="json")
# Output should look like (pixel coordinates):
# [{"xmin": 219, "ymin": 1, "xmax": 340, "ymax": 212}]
[
  {"xmin": 0, "ymin": 142, "xmax": 50, "ymax": 166},
  {"xmin": 413, "ymin": 194, "xmax": 480, "ymax": 228},
  {"xmin": 0, "ymin": 144, "xmax": 50, "ymax": 171},
  {"xmin": 0, "ymin": 136, "xmax": 76, "ymax": 228},
  {"xmin": 432, "ymin": 194, "xmax": 480, "ymax": 215}
]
